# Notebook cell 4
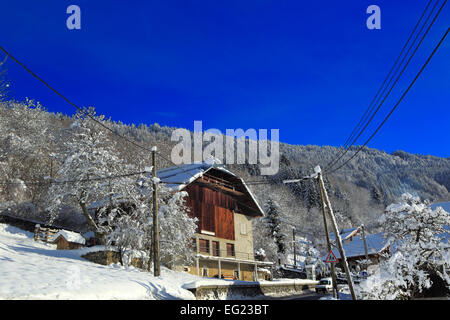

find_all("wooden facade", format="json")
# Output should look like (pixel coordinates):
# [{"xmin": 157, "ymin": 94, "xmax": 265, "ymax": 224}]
[
  {"xmin": 185, "ymin": 184, "xmax": 236, "ymax": 240},
  {"xmin": 54, "ymin": 235, "xmax": 84, "ymax": 250},
  {"xmin": 183, "ymin": 168, "xmax": 262, "ymax": 242},
  {"xmin": 171, "ymin": 165, "xmax": 273, "ymax": 281}
]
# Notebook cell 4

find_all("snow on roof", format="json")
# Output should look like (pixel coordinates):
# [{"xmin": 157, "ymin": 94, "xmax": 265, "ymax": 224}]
[
  {"xmin": 52, "ymin": 230, "xmax": 86, "ymax": 245},
  {"xmin": 156, "ymin": 162, "xmax": 221, "ymax": 190},
  {"xmin": 88, "ymin": 162, "xmax": 264, "ymax": 216},
  {"xmin": 329, "ymin": 227, "xmax": 360, "ymax": 241},
  {"xmin": 157, "ymin": 162, "xmax": 264, "ymax": 216},
  {"xmin": 325, "ymin": 232, "xmax": 388, "ymax": 260}
]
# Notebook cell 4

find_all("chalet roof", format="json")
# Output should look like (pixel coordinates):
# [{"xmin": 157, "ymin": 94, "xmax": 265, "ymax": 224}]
[
  {"xmin": 157, "ymin": 162, "xmax": 226, "ymax": 190},
  {"xmin": 89, "ymin": 162, "xmax": 265, "ymax": 217},
  {"xmin": 52, "ymin": 230, "xmax": 86, "ymax": 245},
  {"xmin": 326, "ymin": 232, "xmax": 389, "ymax": 260},
  {"xmin": 329, "ymin": 227, "xmax": 360, "ymax": 242},
  {"xmin": 157, "ymin": 162, "xmax": 265, "ymax": 216}
]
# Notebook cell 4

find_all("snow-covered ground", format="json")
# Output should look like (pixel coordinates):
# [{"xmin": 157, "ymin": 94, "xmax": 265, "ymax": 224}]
[{"xmin": 0, "ymin": 223, "xmax": 203, "ymax": 300}]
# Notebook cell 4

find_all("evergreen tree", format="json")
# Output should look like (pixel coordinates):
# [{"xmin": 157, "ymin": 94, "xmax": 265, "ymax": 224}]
[{"xmin": 263, "ymin": 198, "xmax": 288, "ymax": 256}]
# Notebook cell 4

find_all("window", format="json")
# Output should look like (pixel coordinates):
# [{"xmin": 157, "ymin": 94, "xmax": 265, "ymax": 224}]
[
  {"xmin": 191, "ymin": 238, "xmax": 197, "ymax": 252},
  {"xmin": 199, "ymin": 239, "xmax": 210, "ymax": 254},
  {"xmin": 212, "ymin": 241, "xmax": 220, "ymax": 257},
  {"xmin": 226, "ymin": 243, "xmax": 235, "ymax": 257}
]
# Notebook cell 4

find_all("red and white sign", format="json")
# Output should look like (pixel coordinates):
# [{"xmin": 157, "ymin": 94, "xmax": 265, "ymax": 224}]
[{"xmin": 325, "ymin": 250, "xmax": 339, "ymax": 263}]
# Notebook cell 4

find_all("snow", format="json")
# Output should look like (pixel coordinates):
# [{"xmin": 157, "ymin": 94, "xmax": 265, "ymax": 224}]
[
  {"xmin": 326, "ymin": 232, "xmax": 389, "ymax": 260},
  {"xmin": 183, "ymin": 278, "xmax": 317, "ymax": 290},
  {"xmin": 0, "ymin": 222, "xmax": 320, "ymax": 300},
  {"xmin": 329, "ymin": 227, "xmax": 360, "ymax": 241},
  {"xmin": 52, "ymin": 229, "xmax": 86, "ymax": 244},
  {"xmin": 156, "ymin": 162, "xmax": 264, "ymax": 215},
  {"xmin": 0, "ymin": 223, "xmax": 203, "ymax": 300}
]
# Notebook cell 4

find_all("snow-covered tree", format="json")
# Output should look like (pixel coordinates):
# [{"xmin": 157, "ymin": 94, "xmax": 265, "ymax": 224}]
[
  {"xmin": 263, "ymin": 198, "xmax": 288, "ymax": 258},
  {"xmin": 158, "ymin": 189, "xmax": 197, "ymax": 268},
  {"xmin": 96, "ymin": 174, "xmax": 154, "ymax": 267},
  {"xmin": 0, "ymin": 55, "xmax": 9, "ymax": 102},
  {"xmin": 294, "ymin": 236, "xmax": 324, "ymax": 266},
  {"xmin": 0, "ymin": 99, "xmax": 57, "ymax": 208},
  {"xmin": 46, "ymin": 108, "xmax": 124, "ymax": 242},
  {"xmin": 359, "ymin": 193, "xmax": 450, "ymax": 299},
  {"xmin": 97, "ymin": 176, "xmax": 197, "ymax": 270},
  {"xmin": 253, "ymin": 217, "xmax": 279, "ymax": 265}
]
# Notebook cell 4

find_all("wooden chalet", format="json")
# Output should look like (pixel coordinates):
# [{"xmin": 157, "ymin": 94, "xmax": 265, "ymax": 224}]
[
  {"xmin": 327, "ymin": 229, "xmax": 390, "ymax": 271},
  {"xmin": 158, "ymin": 162, "xmax": 273, "ymax": 281},
  {"xmin": 52, "ymin": 229, "xmax": 86, "ymax": 250}
]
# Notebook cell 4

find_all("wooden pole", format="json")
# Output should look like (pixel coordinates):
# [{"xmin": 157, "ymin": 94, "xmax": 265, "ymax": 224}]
[
  {"xmin": 152, "ymin": 147, "xmax": 161, "ymax": 277},
  {"xmin": 34, "ymin": 224, "xmax": 40, "ymax": 241},
  {"xmin": 293, "ymin": 227, "xmax": 297, "ymax": 268},
  {"xmin": 196, "ymin": 257, "xmax": 200, "ymax": 276},
  {"xmin": 317, "ymin": 176, "xmax": 339, "ymax": 299},
  {"xmin": 317, "ymin": 170, "xmax": 357, "ymax": 300},
  {"xmin": 361, "ymin": 224, "xmax": 369, "ymax": 261},
  {"xmin": 238, "ymin": 262, "xmax": 241, "ymax": 280}
]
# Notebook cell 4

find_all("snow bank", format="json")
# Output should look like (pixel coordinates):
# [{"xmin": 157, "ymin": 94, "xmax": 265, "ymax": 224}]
[
  {"xmin": 183, "ymin": 278, "xmax": 318, "ymax": 290},
  {"xmin": 0, "ymin": 223, "xmax": 201, "ymax": 300}
]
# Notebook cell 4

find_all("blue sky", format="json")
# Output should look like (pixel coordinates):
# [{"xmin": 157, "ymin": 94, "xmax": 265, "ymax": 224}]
[{"xmin": 1, "ymin": 1, "xmax": 449, "ymax": 157}]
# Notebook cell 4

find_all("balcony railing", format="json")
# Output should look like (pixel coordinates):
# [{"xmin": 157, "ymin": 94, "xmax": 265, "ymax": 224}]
[{"xmin": 195, "ymin": 248, "xmax": 254, "ymax": 261}]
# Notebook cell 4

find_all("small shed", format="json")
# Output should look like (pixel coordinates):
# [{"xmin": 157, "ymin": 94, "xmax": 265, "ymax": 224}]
[{"xmin": 52, "ymin": 230, "xmax": 86, "ymax": 250}]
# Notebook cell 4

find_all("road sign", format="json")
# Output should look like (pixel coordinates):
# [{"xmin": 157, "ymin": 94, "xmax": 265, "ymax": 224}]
[{"xmin": 325, "ymin": 250, "xmax": 339, "ymax": 263}]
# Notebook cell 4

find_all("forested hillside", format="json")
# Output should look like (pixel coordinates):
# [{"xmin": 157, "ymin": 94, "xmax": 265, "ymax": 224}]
[{"xmin": 1, "ymin": 101, "xmax": 448, "ymax": 249}]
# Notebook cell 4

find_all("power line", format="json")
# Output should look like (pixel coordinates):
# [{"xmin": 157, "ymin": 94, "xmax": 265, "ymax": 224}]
[
  {"xmin": 0, "ymin": 46, "xmax": 156, "ymax": 154},
  {"xmin": 1, "ymin": 170, "xmax": 151, "ymax": 188},
  {"xmin": 0, "ymin": 45, "xmax": 245, "ymax": 185},
  {"xmin": 327, "ymin": 26, "xmax": 450, "ymax": 174},
  {"xmin": 0, "ymin": 44, "xmax": 296, "ymax": 185},
  {"xmin": 326, "ymin": 0, "xmax": 447, "ymax": 173},
  {"xmin": 0, "ymin": 44, "xmax": 207, "ymax": 185},
  {"xmin": 325, "ymin": 0, "xmax": 434, "ymax": 172},
  {"xmin": 325, "ymin": 0, "xmax": 443, "ymax": 172}
]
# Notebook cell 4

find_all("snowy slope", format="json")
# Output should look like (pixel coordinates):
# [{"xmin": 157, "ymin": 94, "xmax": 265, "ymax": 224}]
[{"xmin": 0, "ymin": 223, "xmax": 202, "ymax": 300}]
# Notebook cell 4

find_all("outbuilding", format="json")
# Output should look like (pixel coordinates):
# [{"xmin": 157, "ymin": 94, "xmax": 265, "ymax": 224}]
[{"xmin": 52, "ymin": 230, "xmax": 86, "ymax": 250}]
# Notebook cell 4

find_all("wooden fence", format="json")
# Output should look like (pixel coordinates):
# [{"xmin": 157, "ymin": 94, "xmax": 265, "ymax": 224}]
[{"xmin": 33, "ymin": 224, "xmax": 59, "ymax": 243}]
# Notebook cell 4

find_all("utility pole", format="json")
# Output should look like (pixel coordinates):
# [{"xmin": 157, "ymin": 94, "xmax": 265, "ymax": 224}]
[
  {"xmin": 152, "ymin": 146, "xmax": 161, "ymax": 277},
  {"xmin": 292, "ymin": 227, "xmax": 297, "ymax": 268},
  {"xmin": 317, "ymin": 168, "xmax": 357, "ymax": 300},
  {"xmin": 317, "ymin": 175, "xmax": 339, "ymax": 299},
  {"xmin": 361, "ymin": 224, "xmax": 369, "ymax": 261}
]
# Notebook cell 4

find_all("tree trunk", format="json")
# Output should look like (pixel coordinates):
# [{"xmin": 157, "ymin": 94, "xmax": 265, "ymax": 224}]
[{"xmin": 79, "ymin": 201, "xmax": 105, "ymax": 245}]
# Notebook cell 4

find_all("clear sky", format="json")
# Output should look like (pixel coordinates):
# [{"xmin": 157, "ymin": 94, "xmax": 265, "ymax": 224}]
[{"xmin": 1, "ymin": 1, "xmax": 449, "ymax": 157}]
